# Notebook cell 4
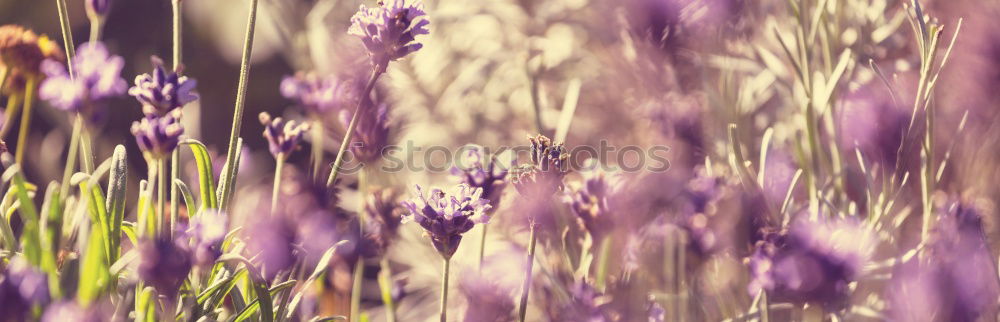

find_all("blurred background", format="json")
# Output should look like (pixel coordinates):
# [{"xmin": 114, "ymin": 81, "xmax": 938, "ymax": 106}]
[{"xmin": 3, "ymin": 0, "xmax": 1000, "ymax": 320}]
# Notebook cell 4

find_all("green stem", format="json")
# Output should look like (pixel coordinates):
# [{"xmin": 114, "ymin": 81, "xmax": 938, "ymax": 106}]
[
  {"xmin": 378, "ymin": 257, "xmax": 396, "ymax": 322},
  {"xmin": 478, "ymin": 223, "xmax": 488, "ymax": 271},
  {"xmin": 170, "ymin": 148, "xmax": 179, "ymax": 234},
  {"xmin": 157, "ymin": 159, "xmax": 167, "ymax": 237},
  {"xmin": 59, "ymin": 116, "xmax": 83, "ymax": 200},
  {"xmin": 172, "ymin": 0, "xmax": 182, "ymax": 68},
  {"xmin": 325, "ymin": 69, "xmax": 382, "ymax": 187},
  {"xmin": 79, "ymin": 121, "xmax": 95, "ymax": 173},
  {"xmin": 440, "ymin": 257, "xmax": 450, "ymax": 322},
  {"xmin": 0, "ymin": 94, "xmax": 21, "ymax": 140},
  {"xmin": 218, "ymin": 0, "xmax": 259, "ymax": 211},
  {"xmin": 88, "ymin": 17, "xmax": 103, "ymax": 43},
  {"xmin": 54, "ymin": 0, "xmax": 76, "ymax": 77},
  {"xmin": 350, "ymin": 259, "xmax": 364, "ymax": 322},
  {"xmin": 594, "ymin": 236, "xmax": 613, "ymax": 292},
  {"xmin": 517, "ymin": 222, "xmax": 537, "ymax": 322},
  {"xmin": 270, "ymin": 155, "xmax": 285, "ymax": 215},
  {"xmin": 15, "ymin": 77, "xmax": 38, "ymax": 165},
  {"xmin": 310, "ymin": 122, "xmax": 324, "ymax": 181}
]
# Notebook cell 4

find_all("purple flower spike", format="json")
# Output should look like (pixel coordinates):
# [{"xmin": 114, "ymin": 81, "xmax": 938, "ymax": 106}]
[
  {"xmin": 245, "ymin": 216, "xmax": 297, "ymax": 281},
  {"xmin": 512, "ymin": 134, "xmax": 569, "ymax": 197},
  {"xmin": 128, "ymin": 56, "xmax": 198, "ymax": 116},
  {"xmin": 0, "ymin": 257, "xmax": 50, "ymax": 321},
  {"xmin": 130, "ymin": 109, "xmax": 184, "ymax": 159},
  {"xmin": 280, "ymin": 73, "xmax": 356, "ymax": 115},
  {"xmin": 565, "ymin": 160, "xmax": 622, "ymax": 240},
  {"xmin": 186, "ymin": 210, "xmax": 228, "ymax": 267},
  {"xmin": 259, "ymin": 112, "xmax": 311, "ymax": 159},
  {"xmin": 401, "ymin": 183, "xmax": 491, "ymax": 259},
  {"xmin": 85, "ymin": 0, "xmax": 112, "ymax": 18},
  {"xmin": 450, "ymin": 145, "xmax": 511, "ymax": 206},
  {"xmin": 39, "ymin": 42, "xmax": 126, "ymax": 113},
  {"xmin": 349, "ymin": 0, "xmax": 430, "ymax": 71},
  {"xmin": 137, "ymin": 237, "xmax": 192, "ymax": 298}
]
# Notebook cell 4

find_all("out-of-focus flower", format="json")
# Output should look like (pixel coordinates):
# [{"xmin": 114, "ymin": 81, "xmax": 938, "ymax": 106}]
[
  {"xmin": 42, "ymin": 300, "xmax": 109, "ymax": 322},
  {"xmin": 345, "ymin": 102, "xmax": 392, "ymax": 164},
  {"xmin": 0, "ymin": 257, "xmax": 50, "ymax": 321},
  {"xmin": 745, "ymin": 218, "xmax": 875, "ymax": 308},
  {"xmin": 676, "ymin": 166, "xmax": 732, "ymax": 255},
  {"xmin": 647, "ymin": 296, "xmax": 665, "ymax": 322},
  {"xmin": 186, "ymin": 210, "xmax": 228, "ymax": 267},
  {"xmin": 512, "ymin": 134, "xmax": 569, "ymax": 197},
  {"xmin": 128, "ymin": 56, "xmax": 198, "ymax": 116},
  {"xmin": 85, "ymin": 0, "xmax": 112, "ymax": 19},
  {"xmin": 0, "ymin": 25, "xmax": 62, "ymax": 95},
  {"xmin": 451, "ymin": 145, "xmax": 511, "ymax": 208},
  {"xmin": 365, "ymin": 188, "xmax": 402, "ymax": 253},
  {"xmin": 349, "ymin": 0, "xmax": 430, "ymax": 71},
  {"xmin": 401, "ymin": 184, "xmax": 491, "ymax": 259},
  {"xmin": 245, "ymin": 215, "xmax": 298, "ymax": 281},
  {"xmin": 38, "ymin": 42, "xmax": 126, "ymax": 113},
  {"xmin": 564, "ymin": 160, "xmax": 623, "ymax": 240},
  {"xmin": 137, "ymin": 237, "xmax": 192, "ymax": 297},
  {"xmin": 131, "ymin": 109, "xmax": 184, "ymax": 158},
  {"xmin": 889, "ymin": 199, "xmax": 1000, "ymax": 322},
  {"xmin": 259, "ymin": 112, "xmax": 310, "ymax": 159},
  {"xmin": 280, "ymin": 73, "xmax": 356, "ymax": 116},
  {"xmin": 458, "ymin": 269, "xmax": 516, "ymax": 322},
  {"xmin": 553, "ymin": 281, "xmax": 612, "ymax": 322}
]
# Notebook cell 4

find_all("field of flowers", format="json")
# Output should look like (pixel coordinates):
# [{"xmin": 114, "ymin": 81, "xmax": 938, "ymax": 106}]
[{"xmin": 1, "ymin": 0, "xmax": 998, "ymax": 320}]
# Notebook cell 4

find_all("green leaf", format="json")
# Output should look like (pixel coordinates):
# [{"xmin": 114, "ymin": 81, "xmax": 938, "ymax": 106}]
[
  {"xmin": 286, "ymin": 241, "xmax": 347, "ymax": 319},
  {"xmin": 78, "ymin": 222, "xmax": 109, "ymax": 305},
  {"xmin": 216, "ymin": 138, "xmax": 243, "ymax": 211},
  {"xmin": 137, "ymin": 286, "xmax": 157, "ymax": 322},
  {"xmin": 106, "ymin": 145, "xmax": 128, "ymax": 264},
  {"xmin": 182, "ymin": 139, "xmax": 218, "ymax": 211},
  {"xmin": 219, "ymin": 254, "xmax": 274, "ymax": 322},
  {"xmin": 174, "ymin": 179, "xmax": 197, "ymax": 218},
  {"xmin": 8, "ymin": 165, "xmax": 41, "ymax": 265}
]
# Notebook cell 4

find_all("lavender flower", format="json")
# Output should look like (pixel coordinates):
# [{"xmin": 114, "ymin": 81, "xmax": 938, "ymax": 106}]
[
  {"xmin": 348, "ymin": 0, "xmax": 430, "ymax": 71},
  {"xmin": 365, "ymin": 188, "xmax": 402, "ymax": 252},
  {"xmin": 746, "ymin": 218, "xmax": 875, "ymax": 308},
  {"xmin": 131, "ymin": 109, "xmax": 184, "ymax": 158},
  {"xmin": 564, "ymin": 160, "xmax": 622, "ymax": 239},
  {"xmin": 0, "ymin": 257, "xmax": 50, "ymax": 321},
  {"xmin": 401, "ymin": 184, "xmax": 491, "ymax": 259},
  {"xmin": 511, "ymin": 134, "xmax": 569, "ymax": 197},
  {"xmin": 259, "ymin": 112, "xmax": 310, "ymax": 158},
  {"xmin": 186, "ymin": 210, "xmax": 228, "ymax": 267},
  {"xmin": 280, "ymin": 73, "xmax": 356, "ymax": 115},
  {"xmin": 345, "ymin": 102, "xmax": 392, "ymax": 164},
  {"xmin": 85, "ymin": 0, "xmax": 112, "ymax": 19},
  {"xmin": 647, "ymin": 297, "xmax": 665, "ymax": 322},
  {"xmin": 42, "ymin": 301, "xmax": 109, "ymax": 322},
  {"xmin": 245, "ymin": 215, "xmax": 297, "ymax": 280},
  {"xmin": 38, "ymin": 42, "xmax": 126, "ymax": 113},
  {"xmin": 451, "ymin": 145, "xmax": 510, "ymax": 207},
  {"xmin": 459, "ymin": 270, "xmax": 516, "ymax": 322},
  {"xmin": 888, "ymin": 200, "xmax": 1000, "ymax": 321},
  {"xmin": 137, "ymin": 237, "xmax": 192, "ymax": 297},
  {"xmin": 556, "ymin": 281, "xmax": 611, "ymax": 322},
  {"xmin": 128, "ymin": 56, "xmax": 198, "ymax": 116}
]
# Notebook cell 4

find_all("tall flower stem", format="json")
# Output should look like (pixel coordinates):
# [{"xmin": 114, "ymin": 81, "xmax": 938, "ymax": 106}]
[
  {"xmin": 14, "ymin": 77, "xmax": 38, "ymax": 164},
  {"xmin": 54, "ymin": 0, "xmax": 76, "ymax": 71},
  {"xmin": 59, "ymin": 116, "xmax": 83, "ymax": 198},
  {"xmin": 79, "ymin": 121, "xmax": 95, "ymax": 173},
  {"xmin": 157, "ymin": 159, "xmax": 167, "ymax": 237},
  {"xmin": 325, "ymin": 69, "xmax": 382, "ymax": 187},
  {"xmin": 377, "ymin": 257, "xmax": 397, "ymax": 322},
  {"xmin": 517, "ymin": 221, "xmax": 537, "ymax": 322},
  {"xmin": 88, "ymin": 17, "xmax": 104, "ymax": 43},
  {"xmin": 172, "ymin": 0, "xmax": 182, "ymax": 68},
  {"xmin": 310, "ymin": 122, "xmax": 324, "ymax": 181},
  {"xmin": 350, "ymin": 166, "xmax": 369, "ymax": 322},
  {"xmin": 478, "ymin": 222, "xmax": 488, "ymax": 270},
  {"xmin": 218, "ymin": 0, "xmax": 259, "ymax": 210},
  {"xmin": 169, "ymin": 0, "xmax": 182, "ymax": 232},
  {"xmin": 270, "ymin": 154, "xmax": 285, "ymax": 215},
  {"xmin": 594, "ymin": 236, "xmax": 613, "ymax": 292},
  {"xmin": 440, "ymin": 257, "xmax": 451, "ymax": 322},
  {"xmin": 0, "ymin": 94, "xmax": 21, "ymax": 139}
]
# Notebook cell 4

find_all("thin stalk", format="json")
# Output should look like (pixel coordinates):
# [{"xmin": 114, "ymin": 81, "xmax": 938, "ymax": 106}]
[
  {"xmin": 478, "ymin": 223, "xmax": 488, "ymax": 271},
  {"xmin": 59, "ymin": 116, "xmax": 84, "ymax": 200},
  {"xmin": 270, "ymin": 155, "xmax": 285, "ymax": 215},
  {"xmin": 157, "ymin": 159, "xmax": 167, "ymax": 237},
  {"xmin": 0, "ymin": 94, "xmax": 21, "ymax": 139},
  {"xmin": 378, "ymin": 257, "xmax": 396, "ymax": 322},
  {"xmin": 517, "ymin": 222, "xmax": 537, "ymax": 322},
  {"xmin": 15, "ymin": 77, "xmax": 38, "ymax": 164},
  {"xmin": 528, "ymin": 75, "xmax": 544, "ymax": 135},
  {"xmin": 54, "ymin": 0, "xmax": 76, "ymax": 76},
  {"xmin": 170, "ymin": 149, "xmax": 179, "ymax": 234},
  {"xmin": 310, "ymin": 122, "xmax": 324, "ymax": 181},
  {"xmin": 594, "ymin": 236, "xmax": 613, "ymax": 292},
  {"xmin": 89, "ymin": 18, "xmax": 103, "ymax": 43},
  {"xmin": 439, "ymin": 257, "xmax": 450, "ymax": 322},
  {"xmin": 325, "ymin": 69, "xmax": 382, "ymax": 187},
  {"xmin": 218, "ymin": 0, "xmax": 260, "ymax": 210},
  {"xmin": 350, "ymin": 259, "xmax": 364, "ymax": 322},
  {"xmin": 172, "ymin": 0, "xmax": 182, "ymax": 68}
]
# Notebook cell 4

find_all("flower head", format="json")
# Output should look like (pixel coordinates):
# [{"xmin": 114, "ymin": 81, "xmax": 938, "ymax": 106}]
[
  {"xmin": 0, "ymin": 257, "xmax": 50, "ymax": 321},
  {"xmin": 131, "ymin": 109, "xmax": 184, "ymax": 159},
  {"xmin": 401, "ymin": 184, "xmax": 491, "ymax": 259},
  {"xmin": 365, "ymin": 188, "xmax": 403, "ymax": 252},
  {"xmin": 137, "ymin": 237, "xmax": 192, "ymax": 297},
  {"xmin": 186, "ymin": 210, "xmax": 228, "ymax": 267},
  {"xmin": 0, "ymin": 25, "xmax": 62, "ymax": 95},
  {"xmin": 281, "ymin": 72, "xmax": 357, "ymax": 115},
  {"xmin": 38, "ymin": 42, "xmax": 127, "ymax": 113},
  {"xmin": 564, "ymin": 160, "xmax": 623, "ymax": 240},
  {"xmin": 259, "ymin": 112, "xmax": 311, "ymax": 158},
  {"xmin": 746, "ymin": 218, "xmax": 875, "ymax": 308},
  {"xmin": 459, "ymin": 269, "xmax": 516, "ymax": 322},
  {"xmin": 348, "ymin": 0, "xmax": 430, "ymax": 70},
  {"xmin": 245, "ymin": 215, "xmax": 298, "ymax": 281},
  {"xmin": 451, "ymin": 145, "xmax": 511, "ymax": 207},
  {"xmin": 512, "ymin": 134, "xmax": 569, "ymax": 197},
  {"xmin": 85, "ymin": 0, "xmax": 112, "ymax": 19},
  {"xmin": 128, "ymin": 56, "xmax": 198, "ymax": 116}
]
